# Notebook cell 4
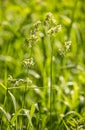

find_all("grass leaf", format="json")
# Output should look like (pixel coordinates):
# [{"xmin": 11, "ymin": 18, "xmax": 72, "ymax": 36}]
[
  {"xmin": 30, "ymin": 104, "xmax": 35, "ymax": 119},
  {"xmin": 0, "ymin": 106, "xmax": 11, "ymax": 122},
  {"xmin": 8, "ymin": 91, "xmax": 16, "ymax": 112},
  {"xmin": 0, "ymin": 82, "xmax": 6, "ymax": 90}
]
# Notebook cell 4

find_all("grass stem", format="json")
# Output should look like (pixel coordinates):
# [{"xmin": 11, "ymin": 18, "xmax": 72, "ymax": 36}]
[{"xmin": 50, "ymin": 36, "xmax": 53, "ymax": 129}]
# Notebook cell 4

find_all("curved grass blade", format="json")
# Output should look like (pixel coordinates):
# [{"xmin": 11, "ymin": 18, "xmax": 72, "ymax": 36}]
[
  {"xmin": 30, "ymin": 104, "xmax": 35, "ymax": 119},
  {"xmin": 0, "ymin": 106, "xmax": 11, "ymax": 122},
  {"xmin": 63, "ymin": 111, "xmax": 82, "ymax": 119},
  {"xmin": 0, "ymin": 82, "xmax": 6, "ymax": 90},
  {"xmin": 10, "ymin": 109, "xmax": 22, "ymax": 124},
  {"xmin": 11, "ymin": 108, "xmax": 32, "ymax": 127},
  {"xmin": 8, "ymin": 91, "xmax": 16, "ymax": 112},
  {"xmin": 23, "ymin": 109, "xmax": 33, "ymax": 127},
  {"xmin": 63, "ymin": 120, "xmax": 69, "ymax": 130}
]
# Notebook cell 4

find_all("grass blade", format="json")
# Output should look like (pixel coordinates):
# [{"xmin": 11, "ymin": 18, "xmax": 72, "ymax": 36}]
[
  {"xmin": 0, "ymin": 82, "xmax": 6, "ymax": 90},
  {"xmin": 0, "ymin": 106, "xmax": 11, "ymax": 122},
  {"xmin": 8, "ymin": 91, "xmax": 16, "ymax": 112}
]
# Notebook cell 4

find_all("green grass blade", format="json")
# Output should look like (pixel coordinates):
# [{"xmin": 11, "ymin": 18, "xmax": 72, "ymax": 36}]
[
  {"xmin": 8, "ymin": 91, "xmax": 16, "ymax": 112},
  {"xmin": 0, "ymin": 82, "xmax": 6, "ymax": 90},
  {"xmin": 0, "ymin": 106, "xmax": 11, "ymax": 122},
  {"xmin": 30, "ymin": 104, "xmax": 35, "ymax": 119},
  {"xmin": 23, "ymin": 109, "xmax": 33, "ymax": 127},
  {"xmin": 11, "ymin": 108, "xmax": 33, "ymax": 127},
  {"xmin": 10, "ymin": 109, "xmax": 22, "ymax": 124}
]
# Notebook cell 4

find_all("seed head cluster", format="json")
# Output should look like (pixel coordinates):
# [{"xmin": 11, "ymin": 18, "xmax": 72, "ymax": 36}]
[
  {"xmin": 8, "ymin": 75, "xmax": 32, "ymax": 86},
  {"xmin": 23, "ymin": 57, "xmax": 34, "ymax": 68},
  {"xmin": 45, "ymin": 12, "xmax": 56, "ymax": 25},
  {"xmin": 64, "ymin": 41, "xmax": 72, "ymax": 51},
  {"xmin": 47, "ymin": 25, "xmax": 61, "ymax": 35}
]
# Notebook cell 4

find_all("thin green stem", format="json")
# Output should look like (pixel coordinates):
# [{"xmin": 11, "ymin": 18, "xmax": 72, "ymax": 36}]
[
  {"xmin": 16, "ymin": 118, "xmax": 18, "ymax": 130},
  {"xmin": 22, "ymin": 85, "xmax": 26, "ymax": 109},
  {"xmin": 67, "ymin": 0, "xmax": 78, "ymax": 39},
  {"xmin": 1, "ymin": 63, "xmax": 8, "ymax": 129},
  {"xmin": 50, "ymin": 36, "xmax": 53, "ymax": 129}
]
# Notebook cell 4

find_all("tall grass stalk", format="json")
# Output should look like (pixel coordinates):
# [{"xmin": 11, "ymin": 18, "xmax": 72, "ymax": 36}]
[
  {"xmin": 0, "ymin": 64, "xmax": 8, "ymax": 129},
  {"xmin": 50, "ymin": 36, "xmax": 53, "ymax": 129},
  {"xmin": 67, "ymin": 0, "xmax": 78, "ymax": 39}
]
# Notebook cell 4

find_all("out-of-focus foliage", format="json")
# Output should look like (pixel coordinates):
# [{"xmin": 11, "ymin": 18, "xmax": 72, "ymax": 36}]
[{"xmin": 0, "ymin": 0, "xmax": 85, "ymax": 129}]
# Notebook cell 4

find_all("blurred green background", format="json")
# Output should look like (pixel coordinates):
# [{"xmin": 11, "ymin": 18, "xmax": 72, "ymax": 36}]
[{"xmin": 0, "ymin": 0, "xmax": 85, "ymax": 129}]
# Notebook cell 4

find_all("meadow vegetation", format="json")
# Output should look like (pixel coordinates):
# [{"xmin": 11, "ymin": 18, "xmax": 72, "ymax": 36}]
[{"xmin": 0, "ymin": 0, "xmax": 85, "ymax": 129}]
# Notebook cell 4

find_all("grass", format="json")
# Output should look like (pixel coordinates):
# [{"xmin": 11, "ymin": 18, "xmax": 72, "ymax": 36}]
[{"xmin": 0, "ymin": 0, "xmax": 85, "ymax": 130}]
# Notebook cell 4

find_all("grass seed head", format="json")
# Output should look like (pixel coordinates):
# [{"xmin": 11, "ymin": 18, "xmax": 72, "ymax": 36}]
[
  {"xmin": 45, "ymin": 12, "xmax": 57, "ymax": 26},
  {"xmin": 47, "ymin": 24, "xmax": 62, "ymax": 35},
  {"xmin": 23, "ymin": 57, "xmax": 34, "ymax": 68},
  {"xmin": 65, "ymin": 41, "xmax": 72, "ymax": 51},
  {"xmin": 34, "ymin": 20, "xmax": 42, "ymax": 30}
]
